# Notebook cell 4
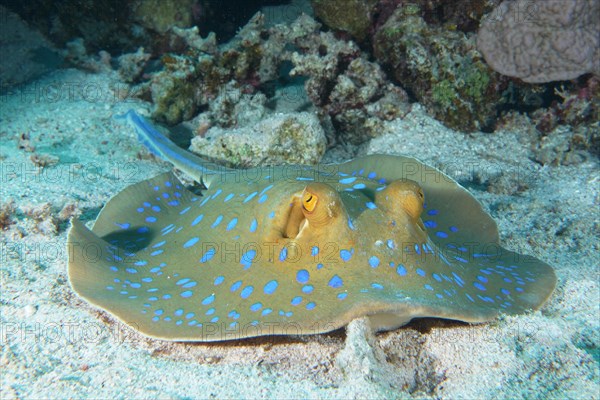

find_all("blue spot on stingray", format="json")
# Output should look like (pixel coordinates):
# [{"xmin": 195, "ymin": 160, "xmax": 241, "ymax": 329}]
[
  {"xmin": 436, "ymin": 293, "xmax": 444, "ymax": 299},
  {"xmin": 185, "ymin": 312, "xmax": 195, "ymax": 319},
  {"xmin": 416, "ymin": 268, "xmax": 426, "ymax": 277},
  {"xmin": 250, "ymin": 219, "xmax": 258, "ymax": 232},
  {"xmin": 214, "ymin": 276, "xmax": 224, "ymax": 286},
  {"xmin": 174, "ymin": 309, "xmax": 183, "ymax": 316},
  {"xmin": 339, "ymin": 177, "xmax": 357, "ymax": 184},
  {"xmin": 145, "ymin": 216, "xmax": 157, "ymax": 223},
  {"xmin": 436, "ymin": 231, "xmax": 448, "ymax": 238},
  {"xmin": 152, "ymin": 205, "xmax": 161, "ymax": 212},
  {"xmin": 424, "ymin": 284, "xmax": 434, "ymax": 291},
  {"xmin": 243, "ymin": 191, "xmax": 258, "ymax": 203},
  {"xmin": 152, "ymin": 241, "xmax": 166, "ymax": 249},
  {"xmin": 162, "ymin": 294, "xmax": 170, "ymax": 299},
  {"xmin": 182, "ymin": 281, "xmax": 197, "ymax": 289},
  {"xmin": 296, "ymin": 269, "xmax": 310, "ymax": 284},
  {"xmin": 162, "ymin": 193, "xmax": 169, "ymax": 199},
  {"xmin": 116, "ymin": 222, "xmax": 130, "ymax": 229},
  {"xmin": 126, "ymin": 268, "xmax": 138, "ymax": 274},
  {"xmin": 515, "ymin": 287, "xmax": 524, "ymax": 292},
  {"xmin": 337, "ymin": 292, "xmax": 348, "ymax": 300},
  {"xmin": 369, "ymin": 256, "xmax": 380, "ymax": 268},
  {"xmin": 260, "ymin": 184, "xmax": 274, "ymax": 195},
  {"xmin": 183, "ymin": 237, "xmax": 199, "ymax": 248},
  {"xmin": 449, "ymin": 226, "xmax": 458, "ymax": 232},
  {"xmin": 477, "ymin": 275, "xmax": 488, "ymax": 283},
  {"xmin": 261, "ymin": 308, "xmax": 273, "ymax": 316},
  {"xmin": 137, "ymin": 226, "xmax": 149, "ymax": 234},
  {"xmin": 224, "ymin": 193, "xmax": 235, "ymax": 202},
  {"xmin": 152, "ymin": 316, "xmax": 159, "ymax": 322},
  {"xmin": 473, "ymin": 282, "xmax": 486, "ymax": 291},
  {"xmin": 110, "ymin": 266, "xmax": 118, "ymax": 272},
  {"xmin": 228, "ymin": 310, "xmax": 240, "ymax": 319},
  {"xmin": 306, "ymin": 302, "xmax": 316, "ymax": 310},
  {"xmin": 106, "ymin": 286, "xmax": 114, "ymax": 291},
  {"xmin": 316, "ymin": 263, "xmax": 323, "ymax": 270},
  {"xmin": 387, "ymin": 239, "xmax": 395, "ymax": 249},
  {"xmin": 241, "ymin": 249, "xmax": 257, "ymax": 269},
  {"xmin": 211, "ymin": 215, "xmax": 223, "ymax": 228},
  {"xmin": 258, "ymin": 194, "xmax": 268, "ymax": 204},
  {"xmin": 230, "ymin": 281, "xmax": 242, "ymax": 292},
  {"xmin": 433, "ymin": 273, "xmax": 442, "ymax": 282},
  {"xmin": 205, "ymin": 308, "xmax": 215, "ymax": 316},
  {"xmin": 454, "ymin": 256, "xmax": 468, "ymax": 263},
  {"xmin": 279, "ymin": 247, "xmax": 288, "ymax": 261},
  {"xmin": 137, "ymin": 207, "xmax": 144, "ymax": 213},
  {"xmin": 191, "ymin": 214, "xmax": 204, "ymax": 226},
  {"xmin": 353, "ymin": 183, "xmax": 366, "ymax": 190},
  {"xmin": 202, "ymin": 294, "xmax": 215, "ymax": 305},
  {"xmin": 368, "ymin": 172, "xmax": 376, "ymax": 179},
  {"xmin": 154, "ymin": 309, "xmax": 163, "ymax": 316},
  {"xmin": 340, "ymin": 249, "xmax": 352, "ymax": 262},
  {"xmin": 501, "ymin": 288, "xmax": 510, "ymax": 295},
  {"xmin": 291, "ymin": 296, "xmax": 303, "ymax": 306},
  {"xmin": 143, "ymin": 202, "xmax": 151, "ymax": 207},
  {"xmin": 264, "ymin": 280, "xmax": 278, "ymax": 295},
  {"xmin": 148, "ymin": 296, "xmax": 158, "ymax": 301},
  {"xmin": 250, "ymin": 303, "xmax": 262, "ymax": 312},
  {"xmin": 348, "ymin": 218, "xmax": 356, "ymax": 230},
  {"xmin": 371, "ymin": 283, "xmax": 384, "ymax": 290},
  {"xmin": 168, "ymin": 200, "xmax": 179, "ymax": 206},
  {"xmin": 226, "ymin": 218, "xmax": 238, "ymax": 231},
  {"xmin": 414, "ymin": 244, "xmax": 421, "ymax": 255},
  {"xmin": 211, "ymin": 189, "xmax": 222, "ymax": 199},
  {"xmin": 180, "ymin": 290, "xmax": 193, "ymax": 298},
  {"xmin": 176, "ymin": 278, "xmax": 191, "ymax": 286},
  {"xmin": 200, "ymin": 248, "xmax": 216, "ymax": 263},
  {"xmin": 240, "ymin": 286, "xmax": 254, "ymax": 299},
  {"xmin": 130, "ymin": 283, "xmax": 141, "ymax": 289},
  {"xmin": 365, "ymin": 201, "xmax": 377, "ymax": 209},
  {"xmin": 135, "ymin": 260, "xmax": 148, "ymax": 266},
  {"xmin": 328, "ymin": 275, "xmax": 343, "ymax": 288},
  {"xmin": 452, "ymin": 272, "xmax": 465, "ymax": 286},
  {"xmin": 269, "ymin": 211, "xmax": 275, "ymax": 219},
  {"xmin": 311, "ymin": 246, "xmax": 319, "ymax": 256},
  {"xmin": 150, "ymin": 250, "xmax": 163, "ymax": 257},
  {"xmin": 427, "ymin": 209, "xmax": 439, "ymax": 215},
  {"xmin": 302, "ymin": 285, "xmax": 314, "ymax": 294},
  {"xmin": 396, "ymin": 265, "xmax": 407, "ymax": 276}
]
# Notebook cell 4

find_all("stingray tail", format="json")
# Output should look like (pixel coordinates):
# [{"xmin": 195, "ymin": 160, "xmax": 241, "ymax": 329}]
[{"xmin": 114, "ymin": 110, "xmax": 230, "ymax": 185}]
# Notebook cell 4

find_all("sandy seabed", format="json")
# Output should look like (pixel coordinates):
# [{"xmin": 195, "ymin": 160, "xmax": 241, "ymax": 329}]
[{"xmin": 1, "ymin": 69, "xmax": 598, "ymax": 399}]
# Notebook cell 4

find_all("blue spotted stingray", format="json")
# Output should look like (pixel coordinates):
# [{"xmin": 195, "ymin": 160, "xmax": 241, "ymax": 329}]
[{"xmin": 67, "ymin": 110, "xmax": 556, "ymax": 341}]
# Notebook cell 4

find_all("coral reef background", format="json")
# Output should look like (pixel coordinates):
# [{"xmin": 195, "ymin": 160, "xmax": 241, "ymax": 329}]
[{"xmin": 0, "ymin": 0, "xmax": 598, "ymax": 398}]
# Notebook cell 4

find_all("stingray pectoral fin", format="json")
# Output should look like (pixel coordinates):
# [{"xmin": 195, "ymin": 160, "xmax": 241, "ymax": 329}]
[
  {"xmin": 117, "ymin": 109, "xmax": 230, "ymax": 186},
  {"xmin": 337, "ymin": 154, "xmax": 499, "ymax": 245},
  {"xmin": 90, "ymin": 172, "xmax": 194, "ymax": 238},
  {"xmin": 67, "ymin": 220, "xmax": 144, "ymax": 329}
]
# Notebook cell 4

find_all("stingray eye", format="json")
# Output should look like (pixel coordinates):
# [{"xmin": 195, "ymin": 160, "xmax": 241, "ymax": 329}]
[
  {"xmin": 376, "ymin": 179, "xmax": 424, "ymax": 223},
  {"xmin": 302, "ymin": 191, "xmax": 318, "ymax": 213}
]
